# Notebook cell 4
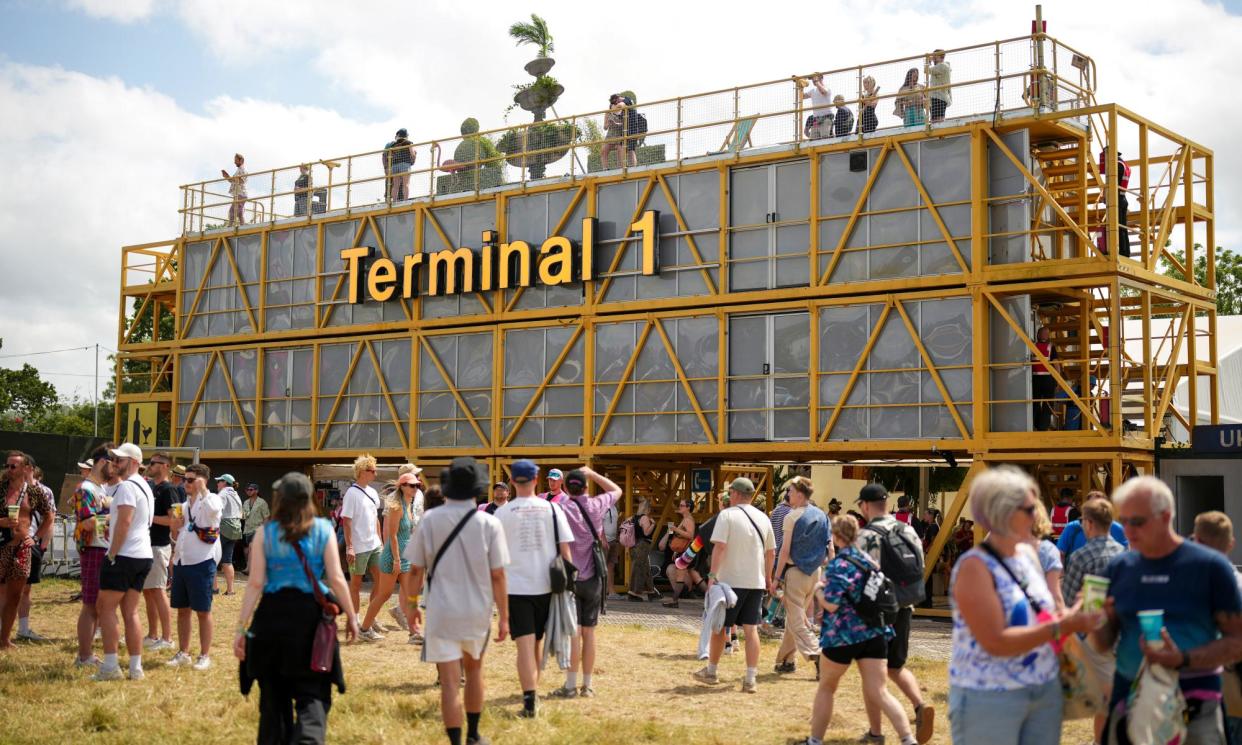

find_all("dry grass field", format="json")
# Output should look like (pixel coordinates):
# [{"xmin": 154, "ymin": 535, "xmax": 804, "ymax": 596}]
[{"xmin": 0, "ymin": 578, "xmax": 1093, "ymax": 744}]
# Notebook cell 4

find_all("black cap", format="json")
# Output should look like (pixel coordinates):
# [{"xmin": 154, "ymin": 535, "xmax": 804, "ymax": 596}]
[
  {"xmin": 857, "ymin": 483, "xmax": 888, "ymax": 503},
  {"xmin": 564, "ymin": 469, "xmax": 587, "ymax": 494},
  {"xmin": 396, "ymin": 128, "xmax": 408, "ymax": 137},
  {"xmin": 441, "ymin": 457, "xmax": 485, "ymax": 501}
]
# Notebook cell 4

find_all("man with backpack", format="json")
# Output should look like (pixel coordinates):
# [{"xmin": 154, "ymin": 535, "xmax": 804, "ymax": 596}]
[
  {"xmin": 856, "ymin": 483, "xmax": 935, "ymax": 744},
  {"xmin": 549, "ymin": 466, "xmax": 621, "ymax": 699},
  {"xmin": 692, "ymin": 477, "xmax": 775, "ymax": 694},
  {"xmin": 407, "ymin": 456, "xmax": 510, "ymax": 745}
]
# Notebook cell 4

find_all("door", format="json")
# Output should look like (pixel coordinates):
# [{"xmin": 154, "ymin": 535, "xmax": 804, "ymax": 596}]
[
  {"xmin": 729, "ymin": 160, "xmax": 811, "ymax": 291},
  {"xmin": 727, "ymin": 312, "xmax": 810, "ymax": 441}
]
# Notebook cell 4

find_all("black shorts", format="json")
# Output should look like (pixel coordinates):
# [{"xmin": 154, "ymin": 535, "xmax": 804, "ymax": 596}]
[
  {"xmin": 823, "ymin": 634, "xmax": 888, "ymax": 666},
  {"xmin": 887, "ymin": 606, "xmax": 912, "ymax": 669},
  {"xmin": 508, "ymin": 593, "xmax": 551, "ymax": 640},
  {"xmin": 26, "ymin": 545, "xmax": 44, "ymax": 585},
  {"xmin": 930, "ymin": 98, "xmax": 948, "ymax": 120},
  {"xmin": 98, "ymin": 555, "xmax": 153, "ymax": 594},
  {"xmin": 723, "ymin": 587, "xmax": 764, "ymax": 627},
  {"xmin": 574, "ymin": 577, "xmax": 603, "ymax": 628},
  {"xmin": 219, "ymin": 537, "xmax": 237, "ymax": 565}
]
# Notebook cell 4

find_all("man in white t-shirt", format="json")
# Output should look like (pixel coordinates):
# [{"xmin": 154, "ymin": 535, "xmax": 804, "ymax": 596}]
[
  {"xmin": 95, "ymin": 443, "xmax": 155, "ymax": 682},
  {"xmin": 341, "ymin": 453, "xmax": 385, "ymax": 639},
  {"xmin": 801, "ymin": 73, "xmax": 833, "ymax": 138},
  {"xmin": 408, "ymin": 457, "xmax": 510, "ymax": 745},
  {"xmin": 495, "ymin": 459, "xmax": 573, "ymax": 719},
  {"xmin": 693, "ymin": 477, "xmax": 775, "ymax": 693},
  {"xmin": 167, "ymin": 463, "xmax": 222, "ymax": 672}
]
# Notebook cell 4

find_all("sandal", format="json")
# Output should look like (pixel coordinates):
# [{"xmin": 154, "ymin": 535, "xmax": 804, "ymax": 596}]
[{"xmin": 662, "ymin": 598, "xmax": 679, "ymax": 608}]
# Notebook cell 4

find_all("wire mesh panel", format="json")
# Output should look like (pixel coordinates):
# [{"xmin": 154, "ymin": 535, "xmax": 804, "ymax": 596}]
[
  {"xmin": 178, "ymin": 349, "xmax": 256, "ymax": 451},
  {"xmin": 317, "ymin": 339, "xmax": 410, "ymax": 450},
  {"xmin": 421, "ymin": 203, "xmax": 494, "ymax": 320},
  {"xmin": 505, "ymin": 191, "xmax": 587, "ymax": 311},
  {"xmin": 260, "ymin": 346, "xmax": 313, "ymax": 449},
  {"xmin": 727, "ymin": 312, "xmax": 810, "ymax": 442},
  {"xmin": 265, "ymin": 227, "xmax": 317, "ymax": 332},
  {"xmin": 989, "ymin": 295, "xmax": 1033, "ymax": 432},
  {"xmin": 987, "ymin": 129, "xmax": 1033, "ymax": 264},
  {"xmin": 502, "ymin": 326, "xmax": 585, "ymax": 446}
]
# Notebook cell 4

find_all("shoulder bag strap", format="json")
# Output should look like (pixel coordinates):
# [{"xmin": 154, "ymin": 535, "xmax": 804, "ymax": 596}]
[
  {"xmin": 978, "ymin": 541, "xmax": 1045, "ymax": 614},
  {"xmin": 428, "ymin": 509, "xmax": 475, "ymax": 590},
  {"xmin": 291, "ymin": 538, "xmax": 337, "ymax": 616},
  {"xmin": 735, "ymin": 505, "xmax": 765, "ymax": 542},
  {"xmin": 571, "ymin": 497, "xmax": 603, "ymax": 547}
]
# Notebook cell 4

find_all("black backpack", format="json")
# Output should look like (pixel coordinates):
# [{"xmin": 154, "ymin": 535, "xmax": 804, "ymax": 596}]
[
  {"xmin": 626, "ymin": 110, "xmax": 648, "ymax": 143},
  {"xmin": 868, "ymin": 521, "xmax": 926, "ymax": 607},
  {"xmin": 839, "ymin": 552, "xmax": 900, "ymax": 628}
]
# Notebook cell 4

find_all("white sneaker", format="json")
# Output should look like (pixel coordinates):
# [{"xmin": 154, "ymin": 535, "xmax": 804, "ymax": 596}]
[
  {"xmin": 166, "ymin": 652, "xmax": 193, "ymax": 668},
  {"xmin": 371, "ymin": 621, "xmax": 390, "ymax": 633},
  {"xmin": 407, "ymin": 633, "xmax": 423, "ymax": 645},
  {"xmin": 17, "ymin": 629, "xmax": 48, "ymax": 643},
  {"xmin": 388, "ymin": 605, "xmax": 409, "ymax": 631},
  {"xmin": 359, "ymin": 627, "xmax": 384, "ymax": 642},
  {"xmin": 150, "ymin": 639, "xmax": 175, "ymax": 652},
  {"xmin": 192, "ymin": 655, "xmax": 212, "ymax": 671},
  {"xmin": 141, "ymin": 637, "xmax": 159, "ymax": 649},
  {"xmin": 129, "ymin": 667, "xmax": 145, "ymax": 681},
  {"xmin": 92, "ymin": 664, "xmax": 124, "ymax": 682}
]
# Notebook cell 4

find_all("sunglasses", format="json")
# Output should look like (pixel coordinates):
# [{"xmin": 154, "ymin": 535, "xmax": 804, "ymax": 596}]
[
  {"xmin": 185, "ymin": 476, "xmax": 200, "ymax": 484},
  {"xmin": 4, "ymin": 464, "xmax": 20, "ymax": 470},
  {"xmin": 1017, "ymin": 503, "xmax": 1038, "ymax": 516},
  {"xmin": 1117, "ymin": 515, "xmax": 1150, "ymax": 528},
  {"xmin": 365, "ymin": 468, "xmax": 377, "ymax": 474}
]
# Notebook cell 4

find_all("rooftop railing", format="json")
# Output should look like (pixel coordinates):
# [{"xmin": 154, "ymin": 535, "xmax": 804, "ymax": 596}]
[{"xmin": 180, "ymin": 33, "xmax": 1094, "ymax": 235}]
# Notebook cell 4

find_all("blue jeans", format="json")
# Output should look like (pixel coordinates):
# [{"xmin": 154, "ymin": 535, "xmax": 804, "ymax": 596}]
[{"xmin": 950, "ymin": 678, "xmax": 1063, "ymax": 745}]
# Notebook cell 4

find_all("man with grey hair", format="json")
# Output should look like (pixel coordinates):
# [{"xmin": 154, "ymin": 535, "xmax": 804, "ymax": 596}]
[
  {"xmin": 1091, "ymin": 476, "xmax": 1242, "ymax": 743},
  {"xmin": 693, "ymin": 477, "xmax": 775, "ymax": 694}
]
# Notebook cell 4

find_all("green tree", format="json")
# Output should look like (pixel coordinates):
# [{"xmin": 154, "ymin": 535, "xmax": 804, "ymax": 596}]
[
  {"xmin": 0, "ymin": 364, "xmax": 58, "ymax": 424},
  {"xmin": 508, "ymin": 13, "xmax": 554, "ymax": 57},
  {"xmin": 1160, "ymin": 245, "xmax": 1242, "ymax": 315}
]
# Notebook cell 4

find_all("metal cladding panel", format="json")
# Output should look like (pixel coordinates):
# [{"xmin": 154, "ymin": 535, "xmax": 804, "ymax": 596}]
[
  {"xmin": 988, "ymin": 128, "xmax": 1033, "ymax": 265},
  {"xmin": 989, "ymin": 294, "xmax": 1033, "ymax": 432},
  {"xmin": 502, "ymin": 326, "xmax": 584, "ymax": 446}
]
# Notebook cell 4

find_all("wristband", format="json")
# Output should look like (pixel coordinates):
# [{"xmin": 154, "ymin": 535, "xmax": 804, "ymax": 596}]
[
  {"xmin": 1177, "ymin": 650, "xmax": 1190, "ymax": 670},
  {"xmin": 1050, "ymin": 621, "xmax": 1061, "ymax": 640}
]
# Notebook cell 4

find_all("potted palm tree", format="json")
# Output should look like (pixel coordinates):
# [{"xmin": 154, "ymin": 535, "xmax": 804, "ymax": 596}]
[{"xmin": 500, "ymin": 13, "xmax": 576, "ymax": 179}]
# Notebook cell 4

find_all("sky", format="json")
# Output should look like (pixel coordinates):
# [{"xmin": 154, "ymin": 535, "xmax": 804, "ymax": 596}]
[{"xmin": 1, "ymin": 0, "xmax": 1240, "ymax": 402}]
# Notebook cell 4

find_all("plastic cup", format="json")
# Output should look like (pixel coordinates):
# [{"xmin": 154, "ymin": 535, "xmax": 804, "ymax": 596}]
[
  {"xmin": 1082, "ymin": 574, "xmax": 1110, "ymax": 614},
  {"xmin": 171, "ymin": 503, "xmax": 183, "ymax": 521},
  {"xmin": 1137, "ymin": 609, "xmax": 1165, "ymax": 647},
  {"xmin": 6, "ymin": 505, "xmax": 17, "ymax": 522}
]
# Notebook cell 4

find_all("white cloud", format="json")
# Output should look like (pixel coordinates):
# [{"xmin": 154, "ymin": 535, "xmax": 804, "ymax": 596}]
[
  {"xmin": 10, "ymin": 0, "xmax": 1242, "ymax": 400},
  {"xmin": 65, "ymin": 0, "xmax": 162, "ymax": 23}
]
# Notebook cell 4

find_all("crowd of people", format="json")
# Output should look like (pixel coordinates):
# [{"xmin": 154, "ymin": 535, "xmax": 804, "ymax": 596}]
[
  {"xmin": 800, "ymin": 49, "xmax": 953, "ymax": 140},
  {"xmin": 2, "ymin": 444, "xmax": 1240, "ymax": 745}
]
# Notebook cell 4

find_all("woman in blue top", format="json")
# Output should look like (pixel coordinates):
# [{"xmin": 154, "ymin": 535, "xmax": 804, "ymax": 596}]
[
  {"xmin": 360, "ymin": 473, "xmax": 423, "ymax": 643},
  {"xmin": 948, "ymin": 466, "xmax": 1099, "ymax": 745},
  {"xmin": 234, "ymin": 473, "xmax": 358, "ymax": 745},
  {"xmin": 795, "ymin": 515, "xmax": 915, "ymax": 745}
]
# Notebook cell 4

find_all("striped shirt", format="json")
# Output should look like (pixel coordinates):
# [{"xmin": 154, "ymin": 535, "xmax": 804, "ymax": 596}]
[{"xmin": 1061, "ymin": 535, "xmax": 1125, "ymax": 604}]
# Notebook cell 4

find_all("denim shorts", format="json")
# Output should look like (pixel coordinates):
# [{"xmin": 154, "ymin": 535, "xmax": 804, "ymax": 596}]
[
  {"xmin": 949, "ymin": 678, "xmax": 1062, "ymax": 745},
  {"xmin": 391, "ymin": 161, "xmax": 411, "ymax": 174}
]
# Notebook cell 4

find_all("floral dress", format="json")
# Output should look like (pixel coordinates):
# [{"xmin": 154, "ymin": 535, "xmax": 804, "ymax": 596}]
[{"xmin": 819, "ymin": 545, "xmax": 894, "ymax": 650}]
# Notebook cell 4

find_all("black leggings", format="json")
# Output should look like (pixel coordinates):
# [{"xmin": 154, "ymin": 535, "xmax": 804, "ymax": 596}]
[{"xmin": 257, "ymin": 674, "xmax": 332, "ymax": 745}]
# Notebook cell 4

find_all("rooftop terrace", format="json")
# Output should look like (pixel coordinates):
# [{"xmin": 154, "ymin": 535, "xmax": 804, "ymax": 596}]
[{"xmin": 180, "ymin": 33, "xmax": 1096, "ymax": 235}]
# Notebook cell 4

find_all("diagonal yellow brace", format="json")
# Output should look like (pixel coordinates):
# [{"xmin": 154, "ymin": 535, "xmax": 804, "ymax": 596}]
[
  {"xmin": 892, "ymin": 300, "xmax": 970, "ymax": 440},
  {"xmin": 175, "ymin": 351, "xmax": 216, "ymax": 447},
  {"xmin": 818, "ymin": 142, "xmax": 892, "ymax": 286},
  {"xmin": 418, "ymin": 335, "xmax": 490, "ymax": 447},
  {"xmin": 180, "ymin": 237, "xmax": 223, "ymax": 337},
  {"xmin": 506, "ymin": 185, "xmax": 587, "ymax": 312},
  {"xmin": 652, "ymin": 317, "xmax": 716, "ymax": 444},
  {"xmin": 501, "ymin": 324, "xmax": 585, "ymax": 447},
  {"xmin": 596, "ymin": 177, "xmax": 658, "ymax": 302},
  {"xmin": 892, "ymin": 143, "xmax": 970, "ymax": 274},
  {"xmin": 216, "ymin": 350, "xmax": 256, "ymax": 451},
  {"xmin": 365, "ymin": 339, "xmax": 410, "ymax": 451},
  {"xmin": 220, "ymin": 237, "xmax": 259, "ymax": 334},
  {"xmin": 656, "ymin": 174, "xmax": 719, "ymax": 295},
  {"xmin": 819, "ymin": 301, "xmax": 892, "ymax": 442},
  {"xmin": 593, "ymin": 320, "xmax": 653, "ymax": 446},
  {"xmin": 316, "ymin": 342, "xmax": 365, "ymax": 450}
]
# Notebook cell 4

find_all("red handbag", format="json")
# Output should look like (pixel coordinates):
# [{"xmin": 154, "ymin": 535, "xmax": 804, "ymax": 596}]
[{"xmin": 292, "ymin": 541, "xmax": 340, "ymax": 673}]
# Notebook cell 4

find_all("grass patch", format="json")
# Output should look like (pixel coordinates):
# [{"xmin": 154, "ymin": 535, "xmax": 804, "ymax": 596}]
[{"xmin": 4, "ymin": 579, "xmax": 1092, "ymax": 744}]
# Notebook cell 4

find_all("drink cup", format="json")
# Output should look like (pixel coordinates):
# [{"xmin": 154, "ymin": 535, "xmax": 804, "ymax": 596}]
[
  {"xmin": 172, "ymin": 503, "xmax": 184, "ymax": 521},
  {"xmin": 1137, "ymin": 609, "xmax": 1165, "ymax": 647},
  {"xmin": 1081, "ymin": 574, "xmax": 1110, "ymax": 614},
  {"xmin": 6, "ymin": 505, "xmax": 17, "ymax": 522}
]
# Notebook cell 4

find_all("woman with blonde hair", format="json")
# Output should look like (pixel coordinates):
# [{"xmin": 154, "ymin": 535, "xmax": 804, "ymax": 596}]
[
  {"xmin": 359, "ymin": 473, "xmax": 423, "ymax": 644},
  {"xmin": 1028, "ymin": 500, "xmax": 1066, "ymax": 611},
  {"xmin": 859, "ymin": 75, "xmax": 880, "ymax": 133},
  {"xmin": 947, "ymin": 466, "xmax": 1099, "ymax": 745},
  {"xmin": 235, "ymin": 472, "xmax": 358, "ymax": 744}
]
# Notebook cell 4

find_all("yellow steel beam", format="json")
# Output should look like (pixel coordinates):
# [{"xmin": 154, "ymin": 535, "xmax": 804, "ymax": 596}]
[
  {"xmin": 819, "ymin": 301, "xmax": 892, "ymax": 442},
  {"xmin": 818, "ymin": 141, "xmax": 892, "ymax": 285},
  {"xmin": 215, "ymin": 350, "xmax": 257, "ymax": 451},
  {"xmin": 892, "ymin": 299, "xmax": 970, "ymax": 439},
  {"xmin": 892, "ymin": 143, "xmax": 970, "ymax": 274},
  {"xmin": 315, "ymin": 342, "xmax": 365, "ymax": 451},
  {"xmin": 596, "ymin": 177, "xmax": 658, "ymax": 302},
  {"xmin": 656, "ymin": 173, "xmax": 719, "ymax": 295},
  {"xmin": 364, "ymin": 339, "xmax": 410, "ymax": 451},
  {"xmin": 500, "ymin": 324, "xmax": 585, "ymax": 448},
  {"xmin": 220, "ymin": 237, "xmax": 259, "ymax": 334},
  {"xmin": 417, "ymin": 334, "xmax": 490, "ymax": 447},
  {"xmin": 593, "ymin": 320, "xmax": 653, "ymax": 446},
  {"xmin": 179, "ymin": 237, "xmax": 222, "ymax": 338},
  {"xmin": 175, "ymin": 351, "xmax": 216, "ymax": 448},
  {"xmin": 923, "ymin": 460, "xmax": 986, "ymax": 581}
]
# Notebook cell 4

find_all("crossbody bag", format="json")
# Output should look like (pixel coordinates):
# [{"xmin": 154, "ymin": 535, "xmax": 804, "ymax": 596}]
[{"xmin": 291, "ymin": 537, "xmax": 340, "ymax": 673}]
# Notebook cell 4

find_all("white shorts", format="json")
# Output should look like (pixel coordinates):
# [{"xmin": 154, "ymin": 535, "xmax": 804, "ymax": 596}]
[
  {"xmin": 422, "ymin": 633, "xmax": 489, "ymax": 664},
  {"xmin": 144, "ymin": 545, "xmax": 173, "ymax": 590}
]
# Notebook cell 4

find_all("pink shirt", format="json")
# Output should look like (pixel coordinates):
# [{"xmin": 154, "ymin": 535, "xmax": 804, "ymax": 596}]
[{"xmin": 551, "ymin": 490, "xmax": 620, "ymax": 580}]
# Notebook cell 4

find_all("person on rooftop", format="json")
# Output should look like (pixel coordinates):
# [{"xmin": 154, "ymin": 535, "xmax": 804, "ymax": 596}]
[
  {"xmin": 385, "ymin": 129, "xmax": 416, "ymax": 202},
  {"xmin": 293, "ymin": 165, "xmax": 312, "ymax": 217},
  {"xmin": 802, "ymin": 74, "xmax": 833, "ymax": 139},
  {"xmin": 895, "ymin": 69, "xmax": 926, "ymax": 127},
  {"xmin": 832, "ymin": 95, "xmax": 855, "ymax": 137},
  {"xmin": 221, "ymin": 153, "xmax": 248, "ymax": 226},
  {"xmin": 928, "ymin": 49, "xmax": 952, "ymax": 122}
]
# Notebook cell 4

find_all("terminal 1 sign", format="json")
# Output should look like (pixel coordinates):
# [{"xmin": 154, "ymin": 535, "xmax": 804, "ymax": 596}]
[{"xmin": 341, "ymin": 211, "xmax": 660, "ymax": 303}]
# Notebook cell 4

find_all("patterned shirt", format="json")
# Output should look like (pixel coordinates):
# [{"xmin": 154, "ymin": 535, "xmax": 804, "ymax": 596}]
[
  {"xmin": 949, "ymin": 545, "xmax": 1059, "ymax": 691},
  {"xmin": 71, "ymin": 480, "xmax": 108, "ymax": 552},
  {"xmin": 1061, "ymin": 535, "xmax": 1125, "ymax": 605},
  {"xmin": 770, "ymin": 501, "xmax": 791, "ymax": 567},
  {"xmin": 820, "ymin": 545, "xmax": 894, "ymax": 649}
]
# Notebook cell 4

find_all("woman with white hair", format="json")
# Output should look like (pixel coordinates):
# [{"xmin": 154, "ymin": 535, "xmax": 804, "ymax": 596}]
[{"xmin": 948, "ymin": 466, "xmax": 1100, "ymax": 745}]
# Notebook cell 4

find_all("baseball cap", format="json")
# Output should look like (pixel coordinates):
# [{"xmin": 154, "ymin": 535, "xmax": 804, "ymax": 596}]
[
  {"xmin": 548, "ymin": 468, "xmax": 564, "ymax": 480},
  {"xmin": 246, "ymin": 482, "xmax": 260, "ymax": 490},
  {"xmin": 729, "ymin": 477, "xmax": 755, "ymax": 495},
  {"xmin": 77, "ymin": 459, "xmax": 93, "ymax": 470},
  {"xmin": 511, "ymin": 459, "xmax": 538, "ymax": 482},
  {"xmin": 493, "ymin": 482, "xmax": 510, "ymax": 491},
  {"xmin": 172, "ymin": 465, "xmax": 186, "ymax": 476},
  {"xmin": 442, "ymin": 457, "xmax": 485, "ymax": 500},
  {"xmin": 396, "ymin": 472, "xmax": 420, "ymax": 488},
  {"xmin": 564, "ymin": 469, "xmax": 587, "ymax": 491},
  {"xmin": 857, "ymin": 483, "xmax": 888, "ymax": 503},
  {"xmin": 396, "ymin": 128, "xmax": 408, "ymax": 137},
  {"xmin": 108, "ymin": 443, "xmax": 143, "ymax": 462},
  {"xmin": 217, "ymin": 474, "xmax": 237, "ymax": 486}
]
